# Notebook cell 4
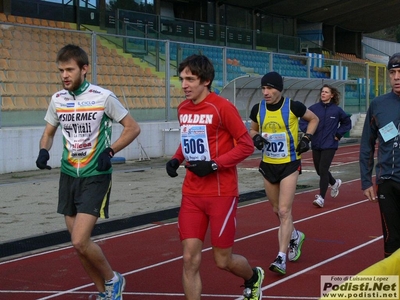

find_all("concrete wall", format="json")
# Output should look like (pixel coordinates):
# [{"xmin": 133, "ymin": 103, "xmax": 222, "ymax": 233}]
[{"xmin": 0, "ymin": 121, "xmax": 181, "ymax": 174}]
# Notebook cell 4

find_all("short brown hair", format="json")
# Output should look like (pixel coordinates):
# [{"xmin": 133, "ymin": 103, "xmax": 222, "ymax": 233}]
[{"xmin": 56, "ymin": 44, "xmax": 89, "ymax": 69}]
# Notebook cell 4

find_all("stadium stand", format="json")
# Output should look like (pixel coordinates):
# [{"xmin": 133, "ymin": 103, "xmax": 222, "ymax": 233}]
[
  {"xmin": 0, "ymin": 12, "xmax": 176, "ymax": 111},
  {"xmin": 0, "ymin": 10, "xmax": 388, "ymax": 116},
  {"xmin": 1, "ymin": 96, "xmax": 15, "ymax": 111}
]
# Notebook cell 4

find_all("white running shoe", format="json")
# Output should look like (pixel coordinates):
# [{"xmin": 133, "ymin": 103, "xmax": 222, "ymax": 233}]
[
  {"xmin": 313, "ymin": 195, "xmax": 324, "ymax": 208},
  {"xmin": 269, "ymin": 256, "xmax": 286, "ymax": 275},
  {"xmin": 330, "ymin": 179, "xmax": 342, "ymax": 198},
  {"xmin": 88, "ymin": 293, "xmax": 106, "ymax": 300},
  {"xmin": 288, "ymin": 230, "xmax": 305, "ymax": 261},
  {"xmin": 105, "ymin": 272, "xmax": 125, "ymax": 300}
]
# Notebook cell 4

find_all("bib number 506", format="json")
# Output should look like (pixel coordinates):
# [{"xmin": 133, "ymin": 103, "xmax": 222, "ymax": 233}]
[{"xmin": 183, "ymin": 138, "xmax": 205, "ymax": 154}]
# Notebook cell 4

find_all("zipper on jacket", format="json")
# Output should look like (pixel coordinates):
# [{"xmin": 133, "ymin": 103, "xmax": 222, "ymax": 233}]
[{"xmin": 72, "ymin": 93, "xmax": 81, "ymax": 177}]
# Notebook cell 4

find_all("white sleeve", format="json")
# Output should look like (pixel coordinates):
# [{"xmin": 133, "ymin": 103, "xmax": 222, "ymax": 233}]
[
  {"xmin": 44, "ymin": 98, "xmax": 60, "ymax": 127},
  {"xmin": 104, "ymin": 93, "xmax": 129, "ymax": 122}
]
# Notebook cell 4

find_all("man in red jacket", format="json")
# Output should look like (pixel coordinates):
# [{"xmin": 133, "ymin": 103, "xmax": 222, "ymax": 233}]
[{"xmin": 166, "ymin": 54, "xmax": 264, "ymax": 300}]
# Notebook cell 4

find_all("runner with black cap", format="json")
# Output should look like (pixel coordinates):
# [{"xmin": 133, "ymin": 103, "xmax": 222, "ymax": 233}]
[{"xmin": 249, "ymin": 71, "xmax": 319, "ymax": 275}]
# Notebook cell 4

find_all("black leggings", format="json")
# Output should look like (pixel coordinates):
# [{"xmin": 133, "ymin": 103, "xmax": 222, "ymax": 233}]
[
  {"xmin": 377, "ymin": 180, "xmax": 400, "ymax": 257},
  {"xmin": 312, "ymin": 149, "xmax": 337, "ymax": 198}
]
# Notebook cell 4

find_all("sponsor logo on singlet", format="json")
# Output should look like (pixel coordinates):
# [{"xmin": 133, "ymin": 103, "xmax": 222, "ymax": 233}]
[
  {"xmin": 59, "ymin": 112, "xmax": 98, "ymax": 122},
  {"xmin": 89, "ymin": 89, "xmax": 101, "ymax": 94},
  {"xmin": 56, "ymin": 92, "xmax": 68, "ymax": 98}
]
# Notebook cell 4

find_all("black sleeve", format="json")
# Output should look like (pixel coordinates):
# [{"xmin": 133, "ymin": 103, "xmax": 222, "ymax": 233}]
[
  {"xmin": 249, "ymin": 103, "xmax": 260, "ymax": 123},
  {"xmin": 291, "ymin": 100, "xmax": 307, "ymax": 118}
]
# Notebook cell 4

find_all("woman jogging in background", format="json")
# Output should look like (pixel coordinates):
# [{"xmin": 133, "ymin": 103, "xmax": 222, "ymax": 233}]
[{"xmin": 300, "ymin": 84, "xmax": 351, "ymax": 208}]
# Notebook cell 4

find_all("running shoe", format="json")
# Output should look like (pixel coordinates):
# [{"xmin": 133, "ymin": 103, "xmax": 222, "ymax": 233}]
[
  {"xmin": 105, "ymin": 272, "xmax": 125, "ymax": 300},
  {"xmin": 288, "ymin": 230, "xmax": 305, "ymax": 261},
  {"xmin": 313, "ymin": 194, "xmax": 324, "ymax": 208},
  {"xmin": 243, "ymin": 267, "xmax": 265, "ymax": 300},
  {"xmin": 89, "ymin": 293, "xmax": 106, "ymax": 300},
  {"xmin": 269, "ymin": 256, "xmax": 286, "ymax": 275},
  {"xmin": 330, "ymin": 179, "xmax": 342, "ymax": 198}
]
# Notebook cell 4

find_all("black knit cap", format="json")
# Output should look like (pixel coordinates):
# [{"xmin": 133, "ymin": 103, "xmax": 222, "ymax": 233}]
[
  {"xmin": 261, "ymin": 71, "xmax": 283, "ymax": 92},
  {"xmin": 388, "ymin": 53, "xmax": 400, "ymax": 70}
]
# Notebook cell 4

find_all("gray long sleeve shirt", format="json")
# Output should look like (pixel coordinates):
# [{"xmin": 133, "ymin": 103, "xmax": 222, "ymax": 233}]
[{"xmin": 360, "ymin": 91, "xmax": 400, "ymax": 190}]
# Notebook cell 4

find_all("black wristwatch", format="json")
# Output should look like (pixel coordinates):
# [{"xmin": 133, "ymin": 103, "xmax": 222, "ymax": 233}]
[{"xmin": 211, "ymin": 161, "xmax": 218, "ymax": 171}]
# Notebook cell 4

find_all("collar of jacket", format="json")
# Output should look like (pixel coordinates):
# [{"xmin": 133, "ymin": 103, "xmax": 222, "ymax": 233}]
[{"xmin": 68, "ymin": 80, "xmax": 90, "ymax": 97}]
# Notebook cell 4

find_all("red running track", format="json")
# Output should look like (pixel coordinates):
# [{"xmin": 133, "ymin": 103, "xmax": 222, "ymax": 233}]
[{"xmin": 0, "ymin": 144, "xmax": 384, "ymax": 300}]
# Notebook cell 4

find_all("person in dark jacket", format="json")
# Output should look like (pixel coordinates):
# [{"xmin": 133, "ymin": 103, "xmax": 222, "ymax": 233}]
[
  {"xmin": 300, "ymin": 84, "xmax": 351, "ymax": 208},
  {"xmin": 360, "ymin": 52, "xmax": 400, "ymax": 258}
]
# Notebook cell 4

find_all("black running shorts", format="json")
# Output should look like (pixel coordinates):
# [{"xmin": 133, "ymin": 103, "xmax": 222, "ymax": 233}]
[
  {"xmin": 258, "ymin": 160, "xmax": 301, "ymax": 183},
  {"xmin": 58, "ymin": 173, "xmax": 112, "ymax": 218}
]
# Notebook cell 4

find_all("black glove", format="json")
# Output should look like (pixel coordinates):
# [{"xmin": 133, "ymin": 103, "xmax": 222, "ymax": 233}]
[
  {"xmin": 296, "ymin": 134, "xmax": 311, "ymax": 154},
  {"xmin": 96, "ymin": 147, "xmax": 114, "ymax": 171},
  {"xmin": 166, "ymin": 158, "xmax": 180, "ymax": 177},
  {"xmin": 252, "ymin": 134, "xmax": 267, "ymax": 150},
  {"xmin": 36, "ymin": 148, "xmax": 52, "ymax": 170},
  {"xmin": 185, "ymin": 160, "xmax": 216, "ymax": 177}
]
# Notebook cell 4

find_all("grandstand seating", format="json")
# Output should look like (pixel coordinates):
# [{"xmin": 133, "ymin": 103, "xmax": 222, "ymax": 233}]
[
  {"xmin": 0, "ymin": 12, "xmax": 382, "ymax": 114},
  {"xmin": 1, "ymin": 96, "xmax": 15, "ymax": 111},
  {"xmin": 0, "ymin": 13, "xmax": 176, "ymax": 111}
]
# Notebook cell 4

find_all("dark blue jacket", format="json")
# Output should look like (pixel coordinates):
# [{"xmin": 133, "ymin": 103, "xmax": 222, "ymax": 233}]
[
  {"xmin": 299, "ymin": 101, "xmax": 351, "ymax": 150},
  {"xmin": 360, "ymin": 91, "xmax": 400, "ymax": 189}
]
